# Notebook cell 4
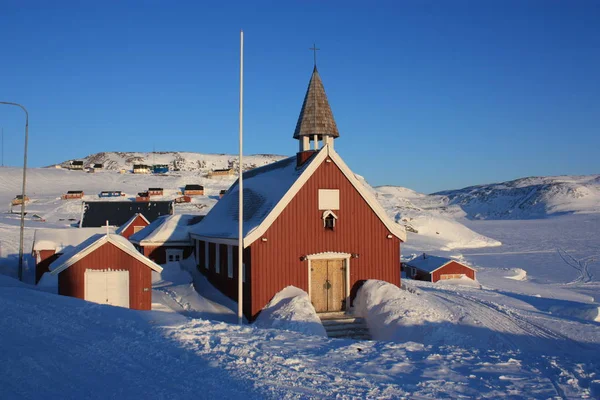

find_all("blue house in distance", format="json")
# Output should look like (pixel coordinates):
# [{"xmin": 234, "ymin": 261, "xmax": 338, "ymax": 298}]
[{"xmin": 152, "ymin": 164, "xmax": 169, "ymax": 174}]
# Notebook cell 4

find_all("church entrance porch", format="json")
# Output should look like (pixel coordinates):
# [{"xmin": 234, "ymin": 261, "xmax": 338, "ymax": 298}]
[{"xmin": 306, "ymin": 252, "xmax": 351, "ymax": 313}]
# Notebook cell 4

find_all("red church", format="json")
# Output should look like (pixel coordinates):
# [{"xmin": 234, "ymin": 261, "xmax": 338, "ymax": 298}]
[{"xmin": 190, "ymin": 65, "xmax": 406, "ymax": 320}]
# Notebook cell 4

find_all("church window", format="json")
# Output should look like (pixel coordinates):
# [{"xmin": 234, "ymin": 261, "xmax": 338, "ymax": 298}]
[{"xmin": 322, "ymin": 210, "xmax": 338, "ymax": 230}]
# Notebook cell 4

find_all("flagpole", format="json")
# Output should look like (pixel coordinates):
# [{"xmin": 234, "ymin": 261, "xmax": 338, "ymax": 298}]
[{"xmin": 237, "ymin": 30, "xmax": 244, "ymax": 325}]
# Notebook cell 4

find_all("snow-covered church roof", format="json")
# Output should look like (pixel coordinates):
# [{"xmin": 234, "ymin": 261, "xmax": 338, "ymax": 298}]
[
  {"xmin": 190, "ymin": 154, "xmax": 313, "ymax": 243},
  {"xmin": 190, "ymin": 145, "xmax": 406, "ymax": 247}
]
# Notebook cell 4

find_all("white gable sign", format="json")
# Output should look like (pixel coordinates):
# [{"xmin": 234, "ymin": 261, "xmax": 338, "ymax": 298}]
[{"xmin": 318, "ymin": 189, "xmax": 339, "ymax": 210}]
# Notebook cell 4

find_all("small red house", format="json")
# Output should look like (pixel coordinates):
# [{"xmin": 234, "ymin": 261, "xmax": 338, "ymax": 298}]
[
  {"xmin": 174, "ymin": 195, "xmax": 191, "ymax": 204},
  {"xmin": 189, "ymin": 65, "xmax": 406, "ymax": 320},
  {"xmin": 404, "ymin": 254, "xmax": 476, "ymax": 283},
  {"xmin": 49, "ymin": 233, "xmax": 162, "ymax": 310},
  {"xmin": 61, "ymin": 190, "xmax": 84, "ymax": 200},
  {"xmin": 116, "ymin": 213, "xmax": 150, "ymax": 239},
  {"xmin": 32, "ymin": 227, "xmax": 116, "ymax": 283},
  {"xmin": 129, "ymin": 214, "xmax": 204, "ymax": 264},
  {"xmin": 183, "ymin": 184, "xmax": 204, "ymax": 196},
  {"xmin": 135, "ymin": 192, "xmax": 150, "ymax": 202},
  {"xmin": 148, "ymin": 187, "xmax": 164, "ymax": 196}
]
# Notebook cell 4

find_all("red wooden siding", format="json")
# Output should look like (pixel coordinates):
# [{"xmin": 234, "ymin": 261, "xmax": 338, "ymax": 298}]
[
  {"xmin": 142, "ymin": 245, "xmax": 193, "ymax": 264},
  {"xmin": 195, "ymin": 240, "xmax": 252, "ymax": 317},
  {"xmin": 35, "ymin": 250, "xmax": 59, "ymax": 283},
  {"xmin": 431, "ymin": 261, "xmax": 476, "ymax": 282},
  {"xmin": 119, "ymin": 215, "xmax": 149, "ymax": 239},
  {"xmin": 57, "ymin": 242, "xmax": 153, "ymax": 310},
  {"xmin": 248, "ymin": 156, "xmax": 401, "ymax": 320}
]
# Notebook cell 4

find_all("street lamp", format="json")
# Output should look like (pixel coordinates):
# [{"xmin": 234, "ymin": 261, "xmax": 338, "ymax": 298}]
[{"xmin": 0, "ymin": 101, "xmax": 29, "ymax": 281}]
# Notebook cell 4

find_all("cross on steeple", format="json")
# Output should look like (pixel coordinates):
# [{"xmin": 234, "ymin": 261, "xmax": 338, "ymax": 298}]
[{"xmin": 309, "ymin": 43, "xmax": 320, "ymax": 67}]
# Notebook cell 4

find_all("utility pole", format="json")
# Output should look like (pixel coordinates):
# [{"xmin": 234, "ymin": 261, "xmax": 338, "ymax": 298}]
[
  {"xmin": 238, "ymin": 30, "xmax": 244, "ymax": 325},
  {"xmin": 0, "ymin": 102, "xmax": 29, "ymax": 281}
]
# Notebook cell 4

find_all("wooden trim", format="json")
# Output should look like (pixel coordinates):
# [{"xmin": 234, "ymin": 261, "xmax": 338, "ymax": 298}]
[
  {"xmin": 306, "ymin": 251, "xmax": 351, "ymax": 260},
  {"xmin": 190, "ymin": 234, "xmax": 238, "ymax": 246}
]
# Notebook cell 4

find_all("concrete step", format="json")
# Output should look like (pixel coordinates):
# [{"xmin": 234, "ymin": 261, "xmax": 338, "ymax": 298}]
[
  {"xmin": 321, "ymin": 317, "xmax": 364, "ymax": 326},
  {"xmin": 319, "ymin": 313, "xmax": 371, "ymax": 340}
]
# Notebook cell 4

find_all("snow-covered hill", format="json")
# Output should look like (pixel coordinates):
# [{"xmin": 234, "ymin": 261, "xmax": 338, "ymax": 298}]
[
  {"xmin": 51, "ymin": 151, "xmax": 286, "ymax": 172},
  {"xmin": 433, "ymin": 175, "xmax": 600, "ymax": 220}
]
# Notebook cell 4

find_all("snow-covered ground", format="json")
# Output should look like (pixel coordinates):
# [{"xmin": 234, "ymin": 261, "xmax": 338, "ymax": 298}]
[{"xmin": 1, "ymin": 164, "xmax": 600, "ymax": 398}]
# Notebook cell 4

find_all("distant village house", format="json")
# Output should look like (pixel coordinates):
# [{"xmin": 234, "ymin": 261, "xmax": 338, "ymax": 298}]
[
  {"xmin": 61, "ymin": 190, "xmax": 84, "ymax": 200},
  {"xmin": 183, "ymin": 184, "xmax": 204, "ymax": 196},
  {"xmin": 404, "ymin": 254, "xmax": 476, "ymax": 283},
  {"xmin": 208, "ymin": 168, "xmax": 235, "ymax": 178}
]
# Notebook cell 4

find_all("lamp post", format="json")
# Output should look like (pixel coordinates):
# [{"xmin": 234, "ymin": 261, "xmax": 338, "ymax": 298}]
[{"xmin": 0, "ymin": 101, "xmax": 29, "ymax": 281}]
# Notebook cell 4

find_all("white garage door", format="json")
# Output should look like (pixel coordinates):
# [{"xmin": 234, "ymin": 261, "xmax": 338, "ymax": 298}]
[{"xmin": 85, "ymin": 269, "xmax": 130, "ymax": 308}]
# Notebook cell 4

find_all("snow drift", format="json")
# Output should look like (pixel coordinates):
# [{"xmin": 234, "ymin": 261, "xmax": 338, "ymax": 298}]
[
  {"xmin": 254, "ymin": 286, "xmax": 326, "ymax": 337},
  {"xmin": 354, "ymin": 280, "xmax": 449, "ymax": 343}
]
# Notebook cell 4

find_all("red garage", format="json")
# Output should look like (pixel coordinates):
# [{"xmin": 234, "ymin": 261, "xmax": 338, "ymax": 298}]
[
  {"xmin": 404, "ymin": 254, "xmax": 476, "ymax": 283},
  {"xmin": 49, "ymin": 233, "xmax": 162, "ymax": 310}
]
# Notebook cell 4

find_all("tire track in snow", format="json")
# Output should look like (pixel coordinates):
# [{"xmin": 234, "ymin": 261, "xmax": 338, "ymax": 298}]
[{"xmin": 442, "ymin": 290, "xmax": 592, "ymax": 352}]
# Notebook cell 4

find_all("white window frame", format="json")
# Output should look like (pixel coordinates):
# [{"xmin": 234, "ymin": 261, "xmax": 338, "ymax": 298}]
[
  {"xmin": 227, "ymin": 245, "xmax": 233, "ymax": 278},
  {"xmin": 318, "ymin": 189, "xmax": 340, "ymax": 210},
  {"xmin": 166, "ymin": 248, "xmax": 184, "ymax": 263},
  {"xmin": 322, "ymin": 210, "xmax": 338, "ymax": 229}
]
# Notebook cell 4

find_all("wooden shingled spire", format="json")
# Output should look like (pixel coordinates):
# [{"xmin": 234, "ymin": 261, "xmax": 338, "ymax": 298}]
[{"xmin": 293, "ymin": 65, "xmax": 339, "ymax": 139}]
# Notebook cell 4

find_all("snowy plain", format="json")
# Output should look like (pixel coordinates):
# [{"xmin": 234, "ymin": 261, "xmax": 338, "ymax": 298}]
[{"xmin": 1, "ymin": 157, "xmax": 599, "ymax": 398}]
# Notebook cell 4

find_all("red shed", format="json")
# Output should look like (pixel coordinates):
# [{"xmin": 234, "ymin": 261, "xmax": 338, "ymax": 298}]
[
  {"xmin": 404, "ymin": 254, "xmax": 476, "ymax": 283},
  {"xmin": 116, "ymin": 213, "xmax": 150, "ymax": 239},
  {"xmin": 32, "ymin": 227, "xmax": 116, "ymax": 283},
  {"xmin": 49, "ymin": 233, "xmax": 162, "ymax": 310},
  {"xmin": 190, "ymin": 65, "xmax": 406, "ymax": 320}
]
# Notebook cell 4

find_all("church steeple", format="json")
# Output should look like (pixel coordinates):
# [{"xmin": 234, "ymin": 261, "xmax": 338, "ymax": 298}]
[{"xmin": 294, "ymin": 52, "xmax": 339, "ymax": 154}]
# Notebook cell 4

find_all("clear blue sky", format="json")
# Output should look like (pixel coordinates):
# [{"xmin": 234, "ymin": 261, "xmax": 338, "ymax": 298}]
[{"xmin": 1, "ymin": 1, "xmax": 598, "ymax": 193}]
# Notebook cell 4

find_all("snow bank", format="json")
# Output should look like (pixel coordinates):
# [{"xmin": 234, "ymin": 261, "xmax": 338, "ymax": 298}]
[
  {"xmin": 549, "ymin": 305, "xmax": 600, "ymax": 322},
  {"xmin": 436, "ymin": 275, "xmax": 482, "ymax": 288},
  {"xmin": 254, "ymin": 286, "xmax": 326, "ymax": 337},
  {"xmin": 506, "ymin": 268, "xmax": 527, "ymax": 281},
  {"xmin": 354, "ymin": 280, "xmax": 449, "ymax": 342},
  {"xmin": 152, "ymin": 260, "xmax": 238, "ymax": 323},
  {"xmin": 372, "ymin": 184, "xmax": 502, "ymax": 250},
  {"xmin": 37, "ymin": 272, "xmax": 58, "ymax": 293},
  {"xmin": 0, "ymin": 274, "xmax": 27, "ymax": 288}
]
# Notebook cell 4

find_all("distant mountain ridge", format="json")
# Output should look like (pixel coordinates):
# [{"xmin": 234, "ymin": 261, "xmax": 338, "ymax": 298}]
[
  {"xmin": 49, "ymin": 151, "xmax": 287, "ymax": 172},
  {"xmin": 432, "ymin": 175, "xmax": 600, "ymax": 220}
]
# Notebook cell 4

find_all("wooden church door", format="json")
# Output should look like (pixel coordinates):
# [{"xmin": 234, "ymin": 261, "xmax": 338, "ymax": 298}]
[{"xmin": 311, "ymin": 259, "xmax": 345, "ymax": 313}]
